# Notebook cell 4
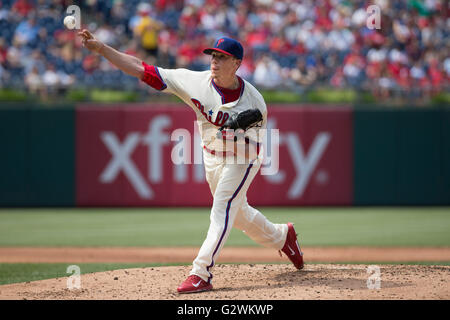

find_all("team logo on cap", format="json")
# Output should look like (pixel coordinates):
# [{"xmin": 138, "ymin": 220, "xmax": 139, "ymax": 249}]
[{"xmin": 217, "ymin": 39, "xmax": 224, "ymax": 46}]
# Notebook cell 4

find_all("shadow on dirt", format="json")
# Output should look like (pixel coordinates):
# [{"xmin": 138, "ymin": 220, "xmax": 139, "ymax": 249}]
[
  {"xmin": 273, "ymin": 269, "xmax": 410, "ymax": 290},
  {"xmin": 219, "ymin": 268, "xmax": 409, "ymax": 293}
]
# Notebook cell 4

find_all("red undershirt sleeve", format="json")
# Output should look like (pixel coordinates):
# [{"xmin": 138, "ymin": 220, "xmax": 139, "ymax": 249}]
[{"xmin": 140, "ymin": 61, "xmax": 167, "ymax": 91}]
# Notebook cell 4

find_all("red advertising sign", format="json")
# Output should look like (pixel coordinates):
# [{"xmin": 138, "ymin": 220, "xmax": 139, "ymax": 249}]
[
  {"xmin": 76, "ymin": 104, "xmax": 352, "ymax": 206},
  {"xmin": 247, "ymin": 105, "xmax": 353, "ymax": 205}
]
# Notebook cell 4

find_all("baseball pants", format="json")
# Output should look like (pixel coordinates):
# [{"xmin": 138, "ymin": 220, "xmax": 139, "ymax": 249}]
[{"xmin": 190, "ymin": 150, "xmax": 288, "ymax": 283}]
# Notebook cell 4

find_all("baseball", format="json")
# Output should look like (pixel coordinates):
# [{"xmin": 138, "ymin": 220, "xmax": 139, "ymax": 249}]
[{"xmin": 63, "ymin": 16, "xmax": 76, "ymax": 30}]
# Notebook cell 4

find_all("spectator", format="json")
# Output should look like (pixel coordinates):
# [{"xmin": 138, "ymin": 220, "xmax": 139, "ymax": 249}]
[
  {"xmin": 392, "ymin": 18, "xmax": 412, "ymax": 44},
  {"xmin": 110, "ymin": 0, "xmax": 128, "ymax": 26},
  {"xmin": 176, "ymin": 36, "xmax": 203, "ymax": 68},
  {"xmin": 410, "ymin": 62, "xmax": 427, "ymax": 86},
  {"xmin": 25, "ymin": 65, "xmax": 43, "ymax": 96},
  {"xmin": 327, "ymin": 20, "xmax": 355, "ymax": 52},
  {"xmin": 133, "ymin": 5, "xmax": 163, "ymax": 59},
  {"xmin": 0, "ymin": 37, "xmax": 7, "ymax": 66},
  {"xmin": 375, "ymin": 66, "xmax": 396, "ymax": 100},
  {"xmin": 236, "ymin": 58, "xmax": 255, "ymax": 82},
  {"xmin": 129, "ymin": 2, "xmax": 150, "ymax": 31},
  {"xmin": 444, "ymin": 57, "xmax": 450, "ymax": 80},
  {"xmin": 14, "ymin": 14, "xmax": 39, "ymax": 46},
  {"xmin": 57, "ymin": 68, "xmax": 75, "ymax": 90},
  {"xmin": 6, "ymin": 37, "xmax": 24, "ymax": 70},
  {"xmin": 0, "ymin": 62, "xmax": 5, "ymax": 85},
  {"xmin": 343, "ymin": 54, "xmax": 365, "ymax": 88},
  {"xmin": 178, "ymin": 4, "xmax": 200, "ymax": 36},
  {"xmin": 0, "ymin": 0, "xmax": 447, "ymax": 103},
  {"xmin": 330, "ymin": 66, "xmax": 345, "ymax": 88},
  {"xmin": 290, "ymin": 58, "xmax": 317, "ymax": 87},
  {"xmin": 0, "ymin": 2, "xmax": 10, "ymax": 21},
  {"xmin": 388, "ymin": 48, "xmax": 410, "ymax": 90},
  {"xmin": 253, "ymin": 55, "xmax": 282, "ymax": 89},
  {"xmin": 23, "ymin": 49, "xmax": 45, "ymax": 75},
  {"xmin": 11, "ymin": 0, "xmax": 34, "ymax": 19},
  {"xmin": 42, "ymin": 63, "xmax": 60, "ymax": 95},
  {"xmin": 199, "ymin": 3, "xmax": 225, "ymax": 32},
  {"xmin": 95, "ymin": 24, "xmax": 118, "ymax": 48},
  {"xmin": 427, "ymin": 58, "xmax": 444, "ymax": 92}
]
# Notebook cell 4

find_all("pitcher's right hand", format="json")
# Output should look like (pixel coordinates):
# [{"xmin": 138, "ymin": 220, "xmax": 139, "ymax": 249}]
[{"xmin": 78, "ymin": 29, "xmax": 104, "ymax": 54}]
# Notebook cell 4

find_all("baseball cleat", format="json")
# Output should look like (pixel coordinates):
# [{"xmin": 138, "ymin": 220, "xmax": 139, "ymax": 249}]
[
  {"xmin": 177, "ymin": 275, "xmax": 213, "ymax": 294},
  {"xmin": 280, "ymin": 222, "xmax": 304, "ymax": 269}
]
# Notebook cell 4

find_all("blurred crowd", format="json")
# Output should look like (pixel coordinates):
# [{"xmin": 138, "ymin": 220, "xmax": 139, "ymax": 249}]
[{"xmin": 0, "ymin": 0, "xmax": 448, "ymax": 101}]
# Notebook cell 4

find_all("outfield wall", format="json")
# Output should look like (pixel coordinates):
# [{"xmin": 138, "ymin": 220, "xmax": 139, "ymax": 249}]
[
  {"xmin": 0, "ymin": 107, "xmax": 75, "ymax": 206},
  {"xmin": 0, "ymin": 104, "xmax": 448, "ymax": 206},
  {"xmin": 354, "ymin": 108, "xmax": 450, "ymax": 205}
]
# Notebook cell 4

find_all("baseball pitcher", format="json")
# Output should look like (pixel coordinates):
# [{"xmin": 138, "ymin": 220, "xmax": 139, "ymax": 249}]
[{"xmin": 78, "ymin": 29, "xmax": 304, "ymax": 293}]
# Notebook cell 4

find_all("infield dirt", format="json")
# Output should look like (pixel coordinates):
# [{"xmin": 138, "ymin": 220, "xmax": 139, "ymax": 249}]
[
  {"xmin": 1, "ymin": 246, "xmax": 450, "ymax": 263},
  {"xmin": 0, "ymin": 247, "xmax": 449, "ymax": 300},
  {"xmin": 0, "ymin": 264, "xmax": 449, "ymax": 300}
]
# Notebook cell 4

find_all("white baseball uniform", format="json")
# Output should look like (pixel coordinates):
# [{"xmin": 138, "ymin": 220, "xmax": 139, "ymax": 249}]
[{"xmin": 142, "ymin": 63, "xmax": 288, "ymax": 283}]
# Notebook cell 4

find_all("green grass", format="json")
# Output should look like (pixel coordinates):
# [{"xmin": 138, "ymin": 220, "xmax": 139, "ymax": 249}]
[
  {"xmin": 307, "ymin": 89, "xmax": 357, "ymax": 103},
  {"xmin": 0, "ymin": 263, "xmax": 179, "ymax": 285},
  {"xmin": 0, "ymin": 89, "xmax": 28, "ymax": 101},
  {"xmin": 261, "ymin": 90, "xmax": 301, "ymax": 103},
  {"xmin": 1, "ymin": 207, "xmax": 448, "ymax": 286},
  {"xmin": 0, "ymin": 207, "xmax": 449, "ymax": 247},
  {"xmin": 431, "ymin": 92, "xmax": 450, "ymax": 105},
  {"xmin": 90, "ymin": 89, "xmax": 138, "ymax": 102}
]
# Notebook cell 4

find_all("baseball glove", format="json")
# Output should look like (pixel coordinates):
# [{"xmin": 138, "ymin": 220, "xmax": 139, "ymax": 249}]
[
  {"xmin": 217, "ymin": 108, "xmax": 263, "ymax": 141},
  {"xmin": 219, "ymin": 108, "xmax": 263, "ymax": 132}
]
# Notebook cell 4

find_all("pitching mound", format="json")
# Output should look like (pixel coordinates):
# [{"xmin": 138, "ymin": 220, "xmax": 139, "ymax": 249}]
[{"xmin": 1, "ymin": 264, "xmax": 449, "ymax": 300}]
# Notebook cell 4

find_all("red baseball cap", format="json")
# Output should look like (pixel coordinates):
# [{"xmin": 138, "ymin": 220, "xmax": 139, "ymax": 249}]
[{"xmin": 203, "ymin": 37, "xmax": 244, "ymax": 60}]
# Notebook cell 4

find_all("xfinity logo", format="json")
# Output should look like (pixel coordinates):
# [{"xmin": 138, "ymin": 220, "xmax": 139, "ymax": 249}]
[
  {"xmin": 264, "ymin": 119, "xmax": 331, "ymax": 199},
  {"xmin": 100, "ymin": 131, "xmax": 153, "ymax": 199},
  {"xmin": 99, "ymin": 115, "xmax": 331, "ymax": 200},
  {"xmin": 100, "ymin": 115, "xmax": 203, "ymax": 199}
]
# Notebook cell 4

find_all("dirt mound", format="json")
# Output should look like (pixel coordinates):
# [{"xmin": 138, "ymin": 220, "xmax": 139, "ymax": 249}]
[{"xmin": 1, "ymin": 264, "xmax": 449, "ymax": 300}]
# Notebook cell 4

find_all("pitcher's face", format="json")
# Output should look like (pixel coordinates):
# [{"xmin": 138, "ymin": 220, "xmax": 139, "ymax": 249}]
[{"xmin": 210, "ymin": 52, "xmax": 241, "ymax": 80}]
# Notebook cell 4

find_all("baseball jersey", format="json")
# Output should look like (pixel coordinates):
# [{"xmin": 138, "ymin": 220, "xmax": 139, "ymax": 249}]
[{"xmin": 141, "ymin": 62, "xmax": 267, "ymax": 156}]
